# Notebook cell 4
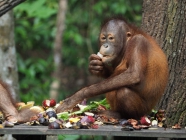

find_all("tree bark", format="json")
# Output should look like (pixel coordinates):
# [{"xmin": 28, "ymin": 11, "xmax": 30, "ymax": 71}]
[
  {"xmin": 50, "ymin": 0, "xmax": 67, "ymax": 101},
  {"xmin": 0, "ymin": 4, "xmax": 23, "ymax": 140},
  {"xmin": 142, "ymin": 0, "xmax": 186, "ymax": 126},
  {"xmin": 0, "ymin": 11, "xmax": 19, "ymax": 101},
  {"xmin": 0, "ymin": 0, "xmax": 26, "ymax": 17}
]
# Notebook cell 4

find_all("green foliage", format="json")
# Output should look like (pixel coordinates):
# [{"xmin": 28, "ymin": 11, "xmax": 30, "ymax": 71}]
[
  {"xmin": 17, "ymin": 54, "xmax": 53, "ymax": 104},
  {"xmin": 58, "ymin": 135, "xmax": 113, "ymax": 140},
  {"xmin": 58, "ymin": 135, "xmax": 80, "ymax": 140},
  {"xmin": 14, "ymin": 0, "xmax": 57, "ymax": 51},
  {"xmin": 14, "ymin": 0, "xmax": 142, "ymax": 105},
  {"xmin": 57, "ymin": 98, "xmax": 110, "ymax": 120},
  {"xmin": 14, "ymin": 0, "xmax": 57, "ymax": 104},
  {"xmin": 58, "ymin": 135, "xmax": 111, "ymax": 140}
]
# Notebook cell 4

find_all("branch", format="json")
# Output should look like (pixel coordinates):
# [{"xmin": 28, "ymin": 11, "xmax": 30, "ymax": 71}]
[{"xmin": 0, "ymin": 0, "xmax": 26, "ymax": 17}]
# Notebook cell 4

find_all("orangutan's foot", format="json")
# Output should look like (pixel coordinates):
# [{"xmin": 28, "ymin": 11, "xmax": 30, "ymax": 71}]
[{"xmin": 5, "ymin": 115, "xmax": 18, "ymax": 124}]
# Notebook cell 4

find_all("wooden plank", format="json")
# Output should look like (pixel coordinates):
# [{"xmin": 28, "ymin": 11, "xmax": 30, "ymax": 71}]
[{"xmin": 0, "ymin": 124, "xmax": 186, "ymax": 138}]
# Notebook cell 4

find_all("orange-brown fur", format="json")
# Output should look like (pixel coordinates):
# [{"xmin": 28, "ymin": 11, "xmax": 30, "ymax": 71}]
[
  {"xmin": 0, "ymin": 81, "xmax": 39, "ymax": 123},
  {"xmin": 106, "ymin": 34, "xmax": 168, "ymax": 118},
  {"xmin": 56, "ymin": 18, "xmax": 169, "ymax": 119}
]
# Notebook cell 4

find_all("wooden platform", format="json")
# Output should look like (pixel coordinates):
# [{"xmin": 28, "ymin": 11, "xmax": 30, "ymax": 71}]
[{"xmin": 0, "ymin": 124, "xmax": 186, "ymax": 139}]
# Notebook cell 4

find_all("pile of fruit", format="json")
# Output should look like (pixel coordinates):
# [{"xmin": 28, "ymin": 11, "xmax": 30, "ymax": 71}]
[
  {"xmin": 0, "ymin": 98, "xmax": 181, "ymax": 130},
  {"xmin": 21, "ymin": 98, "xmax": 115, "ymax": 129}
]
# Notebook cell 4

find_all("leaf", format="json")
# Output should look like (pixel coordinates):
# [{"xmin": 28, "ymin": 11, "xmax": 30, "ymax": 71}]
[
  {"xmin": 56, "ymin": 98, "xmax": 110, "ymax": 120},
  {"xmin": 57, "ymin": 112, "xmax": 69, "ymax": 120}
]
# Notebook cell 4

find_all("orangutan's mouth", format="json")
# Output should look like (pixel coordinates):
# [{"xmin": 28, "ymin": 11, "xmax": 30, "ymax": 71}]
[{"xmin": 97, "ymin": 52, "xmax": 113, "ymax": 58}]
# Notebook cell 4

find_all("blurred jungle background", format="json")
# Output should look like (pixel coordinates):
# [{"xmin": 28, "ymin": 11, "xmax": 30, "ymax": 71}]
[{"xmin": 14, "ymin": 0, "xmax": 142, "ymax": 106}]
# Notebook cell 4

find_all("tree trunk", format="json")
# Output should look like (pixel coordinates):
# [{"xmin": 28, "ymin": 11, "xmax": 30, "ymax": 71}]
[
  {"xmin": 0, "ymin": 11, "xmax": 19, "ymax": 101},
  {"xmin": 142, "ymin": 0, "xmax": 186, "ymax": 126},
  {"xmin": 50, "ymin": 0, "xmax": 67, "ymax": 101},
  {"xmin": 0, "ymin": 11, "xmax": 19, "ymax": 140},
  {"xmin": 0, "ymin": 0, "xmax": 26, "ymax": 17}
]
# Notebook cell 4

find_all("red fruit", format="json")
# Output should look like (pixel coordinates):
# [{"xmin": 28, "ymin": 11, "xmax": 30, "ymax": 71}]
[
  {"xmin": 42, "ymin": 99, "xmax": 56, "ymax": 108},
  {"xmin": 91, "ymin": 124, "xmax": 99, "ymax": 129},
  {"xmin": 140, "ymin": 116, "xmax": 151, "ymax": 126},
  {"xmin": 87, "ymin": 116, "xmax": 95, "ymax": 123},
  {"xmin": 42, "ymin": 100, "xmax": 50, "ymax": 107},
  {"xmin": 49, "ymin": 99, "xmax": 56, "ymax": 107}
]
